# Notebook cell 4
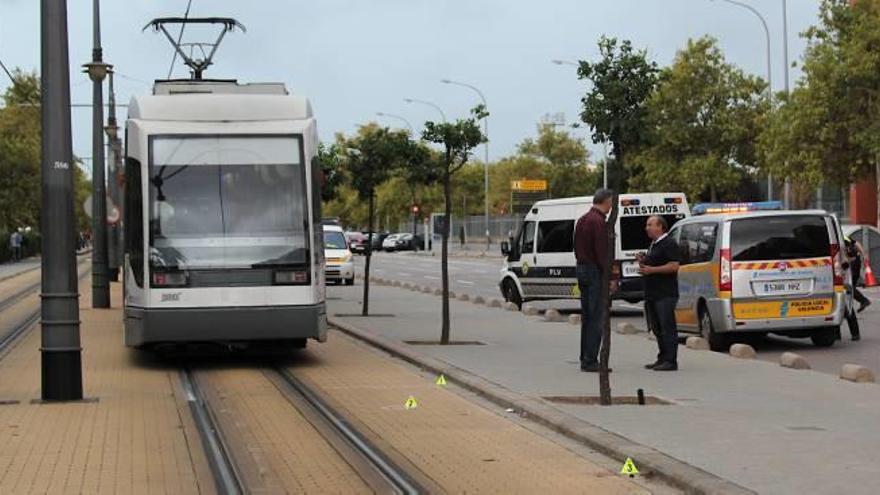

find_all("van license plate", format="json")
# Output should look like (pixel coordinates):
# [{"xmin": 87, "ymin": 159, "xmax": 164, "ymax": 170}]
[{"xmin": 753, "ymin": 280, "xmax": 810, "ymax": 296}]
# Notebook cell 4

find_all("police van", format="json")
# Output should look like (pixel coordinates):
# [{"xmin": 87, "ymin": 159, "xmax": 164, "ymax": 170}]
[
  {"xmin": 499, "ymin": 193, "xmax": 690, "ymax": 308},
  {"xmin": 669, "ymin": 202, "xmax": 848, "ymax": 351}
]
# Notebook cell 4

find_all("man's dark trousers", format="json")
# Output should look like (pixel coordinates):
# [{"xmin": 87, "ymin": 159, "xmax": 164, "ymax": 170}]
[
  {"xmin": 576, "ymin": 263, "xmax": 602, "ymax": 367},
  {"xmin": 645, "ymin": 297, "xmax": 678, "ymax": 364}
]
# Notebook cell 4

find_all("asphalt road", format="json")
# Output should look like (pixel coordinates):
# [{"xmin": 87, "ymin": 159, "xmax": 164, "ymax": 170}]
[{"xmin": 354, "ymin": 251, "xmax": 880, "ymax": 376}]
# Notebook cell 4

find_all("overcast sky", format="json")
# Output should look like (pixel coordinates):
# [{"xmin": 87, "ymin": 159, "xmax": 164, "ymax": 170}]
[{"xmin": 0, "ymin": 0, "xmax": 819, "ymax": 165}]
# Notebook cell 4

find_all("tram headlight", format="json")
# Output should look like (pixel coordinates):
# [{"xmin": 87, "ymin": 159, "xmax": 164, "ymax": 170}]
[
  {"xmin": 152, "ymin": 271, "xmax": 188, "ymax": 287},
  {"xmin": 274, "ymin": 270, "xmax": 309, "ymax": 285}
]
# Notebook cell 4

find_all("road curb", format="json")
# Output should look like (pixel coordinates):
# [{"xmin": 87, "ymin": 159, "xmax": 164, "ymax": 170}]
[{"xmin": 329, "ymin": 317, "xmax": 755, "ymax": 495}]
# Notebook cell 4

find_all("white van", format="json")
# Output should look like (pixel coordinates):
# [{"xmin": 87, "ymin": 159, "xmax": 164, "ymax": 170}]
[{"xmin": 499, "ymin": 193, "xmax": 690, "ymax": 307}]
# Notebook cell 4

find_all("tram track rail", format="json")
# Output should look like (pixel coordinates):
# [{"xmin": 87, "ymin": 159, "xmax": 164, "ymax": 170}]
[
  {"xmin": 0, "ymin": 260, "xmax": 90, "ymax": 357},
  {"xmin": 181, "ymin": 364, "xmax": 423, "ymax": 495}
]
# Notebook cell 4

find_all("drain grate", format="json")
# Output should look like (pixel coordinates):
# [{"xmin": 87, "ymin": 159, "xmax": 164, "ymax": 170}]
[{"xmin": 543, "ymin": 395, "xmax": 672, "ymax": 406}]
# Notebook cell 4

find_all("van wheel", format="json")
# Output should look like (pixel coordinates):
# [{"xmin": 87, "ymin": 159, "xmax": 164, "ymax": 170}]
[
  {"xmin": 811, "ymin": 327, "xmax": 838, "ymax": 347},
  {"xmin": 504, "ymin": 279, "xmax": 523, "ymax": 309},
  {"xmin": 345, "ymin": 277, "xmax": 354, "ymax": 286},
  {"xmin": 699, "ymin": 307, "xmax": 729, "ymax": 352}
]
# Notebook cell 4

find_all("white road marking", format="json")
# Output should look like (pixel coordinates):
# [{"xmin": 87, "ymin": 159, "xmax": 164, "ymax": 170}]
[
  {"xmin": 397, "ymin": 272, "xmax": 411, "ymax": 277},
  {"xmin": 456, "ymin": 280, "xmax": 475, "ymax": 285},
  {"xmin": 424, "ymin": 275, "xmax": 440, "ymax": 280}
]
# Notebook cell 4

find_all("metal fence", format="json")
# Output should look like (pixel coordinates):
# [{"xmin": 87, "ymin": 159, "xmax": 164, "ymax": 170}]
[{"xmin": 396, "ymin": 214, "xmax": 524, "ymax": 245}]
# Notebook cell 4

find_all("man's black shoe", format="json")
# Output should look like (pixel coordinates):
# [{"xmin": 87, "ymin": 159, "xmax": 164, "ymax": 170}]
[
  {"xmin": 580, "ymin": 364, "xmax": 612, "ymax": 373},
  {"xmin": 852, "ymin": 334, "xmax": 861, "ymax": 341},
  {"xmin": 653, "ymin": 362, "xmax": 678, "ymax": 371},
  {"xmin": 644, "ymin": 361, "xmax": 661, "ymax": 369},
  {"xmin": 858, "ymin": 300, "xmax": 871, "ymax": 313}
]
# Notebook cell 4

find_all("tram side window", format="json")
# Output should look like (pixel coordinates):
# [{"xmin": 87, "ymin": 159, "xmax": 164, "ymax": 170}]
[
  {"xmin": 312, "ymin": 154, "xmax": 324, "ymax": 263},
  {"xmin": 125, "ymin": 157, "xmax": 144, "ymax": 287}
]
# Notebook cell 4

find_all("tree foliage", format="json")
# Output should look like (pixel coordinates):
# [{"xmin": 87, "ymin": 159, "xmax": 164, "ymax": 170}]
[
  {"xmin": 758, "ymin": 0, "xmax": 880, "ymax": 209},
  {"xmin": 634, "ymin": 37, "xmax": 768, "ymax": 202},
  {"xmin": 578, "ymin": 36, "xmax": 659, "ymax": 187}
]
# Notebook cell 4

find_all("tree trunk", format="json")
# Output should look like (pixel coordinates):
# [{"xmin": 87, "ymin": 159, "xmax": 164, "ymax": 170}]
[
  {"xmin": 440, "ymin": 155, "xmax": 452, "ymax": 345},
  {"xmin": 362, "ymin": 190, "xmax": 374, "ymax": 316},
  {"xmin": 599, "ymin": 145, "xmax": 624, "ymax": 406}
]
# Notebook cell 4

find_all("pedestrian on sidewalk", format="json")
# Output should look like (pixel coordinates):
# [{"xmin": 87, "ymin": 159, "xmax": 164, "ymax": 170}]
[
  {"xmin": 573, "ymin": 188, "xmax": 613, "ymax": 373},
  {"xmin": 845, "ymin": 236, "xmax": 871, "ymax": 314},
  {"xmin": 9, "ymin": 231, "xmax": 22, "ymax": 262},
  {"xmin": 638, "ymin": 216, "xmax": 680, "ymax": 371},
  {"xmin": 459, "ymin": 225, "xmax": 466, "ymax": 249}
]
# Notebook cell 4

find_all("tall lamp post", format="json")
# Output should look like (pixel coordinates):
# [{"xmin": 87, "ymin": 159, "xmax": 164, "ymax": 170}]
[
  {"xmin": 403, "ymin": 97, "xmax": 447, "ymax": 122},
  {"xmin": 713, "ymin": 0, "xmax": 774, "ymax": 201},
  {"xmin": 40, "ymin": 0, "xmax": 83, "ymax": 401},
  {"xmin": 441, "ymin": 78, "xmax": 490, "ymax": 248},
  {"xmin": 375, "ymin": 111, "xmax": 413, "ymax": 134},
  {"xmin": 105, "ymin": 69, "xmax": 122, "ymax": 282},
  {"xmin": 84, "ymin": 0, "xmax": 111, "ymax": 308}
]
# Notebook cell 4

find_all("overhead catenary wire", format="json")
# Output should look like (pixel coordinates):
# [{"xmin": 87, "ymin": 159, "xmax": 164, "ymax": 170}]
[
  {"xmin": 167, "ymin": 0, "xmax": 194, "ymax": 79},
  {"xmin": 0, "ymin": 57, "xmax": 14, "ymax": 85}
]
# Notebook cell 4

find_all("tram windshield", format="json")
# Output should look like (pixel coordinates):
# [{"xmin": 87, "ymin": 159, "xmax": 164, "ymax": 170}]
[{"xmin": 149, "ymin": 135, "xmax": 308, "ymax": 270}]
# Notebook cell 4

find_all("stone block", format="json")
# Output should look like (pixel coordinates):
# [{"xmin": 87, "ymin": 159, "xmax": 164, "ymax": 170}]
[
  {"xmin": 457, "ymin": 293, "xmax": 470, "ymax": 302},
  {"xmin": 393, "ymin": 280, "xmax": 402, "ymax": 287},
  {"xmin": 503, "ymin": 302, "xmax": 519, "ymax": 311},
  {"xmin": 521, "ymin": 305, "xmax": 539, "ymax": 316},
  {"xmin": 568, "ymin": 314, "xmax": 581, "ymax": 325},
  {"xmin": 544, "ymin": 309, "xmax": 562, "ymax": 322},
  {"xmin": 422, "ymin": 286, "xmax": 433, "ymax": 294},
  {"xmin": 472, "ymin": 295, "xmax": 486, "ymax": 305},
  {"xmin": 487, "ymin": 298, "xmax": 503, "ymax": 308},
  {"xmin": 779, "ymin": 352, "xmax": 811, "ymax": 370},
  {"xmin": 685, "ymin": 336, "xmax": 710, "ymax": 350},
  {"xmin": 840, "ymin": 364, "xmax": 875, "ymax": 383},
  {"xmin": 433, "ymin": 288, "xmax": 443, "ymax": 296},
  {"xmin": 729, "ymin": 343, "xmax": 756, "ymax": 359}
]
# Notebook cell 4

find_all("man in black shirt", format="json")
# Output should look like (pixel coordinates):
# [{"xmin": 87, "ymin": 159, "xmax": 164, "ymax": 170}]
[{"xmin": 637, "ymin": 216, "xmax": 681, "ymax": 371}]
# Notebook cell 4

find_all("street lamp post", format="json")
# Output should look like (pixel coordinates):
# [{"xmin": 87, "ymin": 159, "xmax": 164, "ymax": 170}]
[
  {"xmin": 40, "ymin": 0, "xmax": 83, "ymax": 401},
  {"xmin": 375, "ymin": 111, "xmax": 413, "ymax": 134},
  {"xmin": 403, "ymin": 97, "xmax": 447, "ymax": 122},
  {"xmin": 105, "ymin": 69, "xmax": 122, "ymax": 282},
  {"xmin": 441, "ymin": 78, "xmax": 490, "ymax": 249},
  {"xmin": 84, "ymin": 0, "xmax": 111, "ymax": 308},
  {"xmin": 713, "ymin": 0, "xmax": 774, "ymax": 201}
]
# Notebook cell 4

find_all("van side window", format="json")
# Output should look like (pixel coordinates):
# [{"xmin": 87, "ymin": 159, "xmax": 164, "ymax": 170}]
[
  {"xmin": 521, "ymin": 221, "xmax": 536, "ymax": 255},
  {"xmin": 681, "ymin": 223, "xmax": 717, "ymax": 265},
  {"xmin": 536, "ymin": 220, "xmax": 574, "ymax": 253}
]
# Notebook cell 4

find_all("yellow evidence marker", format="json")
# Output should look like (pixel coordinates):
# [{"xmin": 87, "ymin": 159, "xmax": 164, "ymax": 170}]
[
  {"xmin": 404, "ymin": 396, "xmax": 419, "ymax": 410},
  {"xmin": 620, "ymin": 457, "xmax": 639, "ymax": 477},
  {"xmin": 571, "ymin": 284, "xmax": 580, "ymax": 297},
  {"xmin": 435, "ymin": 374, "xmax": 448, "ymax": 386}
]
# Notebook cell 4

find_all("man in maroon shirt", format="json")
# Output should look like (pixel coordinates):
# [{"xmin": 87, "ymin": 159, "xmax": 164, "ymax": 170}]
[{"xmin": 574, "ymin": 189, "xmax": 613, "ymax": 372}]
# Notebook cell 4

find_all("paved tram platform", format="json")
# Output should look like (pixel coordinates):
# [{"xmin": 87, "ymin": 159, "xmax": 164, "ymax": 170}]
[{"xmin": 0, "ymin": 278, "xmax": 659, "ymax": 493}]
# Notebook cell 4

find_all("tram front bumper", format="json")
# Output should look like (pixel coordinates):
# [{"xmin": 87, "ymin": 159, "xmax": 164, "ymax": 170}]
[{"xmin": 124, "ymin": 302, "xmax": 327, "ymax": 347}]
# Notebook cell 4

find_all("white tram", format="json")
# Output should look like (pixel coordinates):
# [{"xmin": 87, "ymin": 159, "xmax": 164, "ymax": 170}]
[{"xmin": 123, "ymin": 80, "xmax": 327, "ymax": 348}]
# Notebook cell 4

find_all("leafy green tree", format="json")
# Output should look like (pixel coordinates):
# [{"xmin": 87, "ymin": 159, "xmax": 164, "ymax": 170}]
[
  {"xmin": 343, "ymin": 124, "xmax": 411, "ymax": 315},
  {"xmin": 422, "ymin": 105, "xmax": 488, "ymax": 344},
  {"xmin": 517, "ymin": 123, "xmax": 597, "ymax": 198},
  {"xmin": 634, "ymin": 36, "xmax": 768, "ymax": 202},
  {"xmin": 0, "ymin": 70, "xmax": 41, "ymax": 233},
  {"xmin": 316, "ymin": 142, "xmax": 345, "ymax": 202},
  {"xmin": 759, "ymin": 0, "xmax": 880, "ymax": 211},
  {"xmin": 578, "ymin": 37, "xmax": 658, "ymax": 404}
]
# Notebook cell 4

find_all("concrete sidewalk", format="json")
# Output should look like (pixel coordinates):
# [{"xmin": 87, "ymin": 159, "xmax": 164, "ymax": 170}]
[{"xmin": 328, "ymin": 283, "xmax": 880, "ymax": 495}]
